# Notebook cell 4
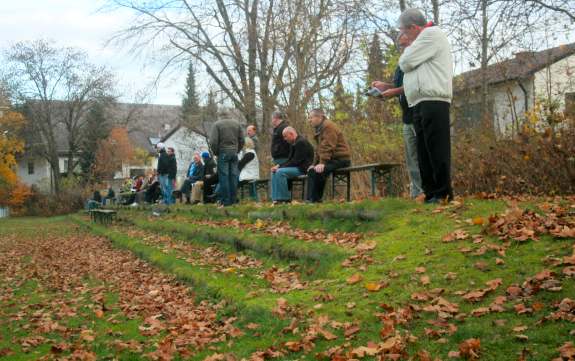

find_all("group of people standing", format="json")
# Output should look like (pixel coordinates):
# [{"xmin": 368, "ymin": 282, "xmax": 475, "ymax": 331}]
[
  {"xmin": 372, "ymin": 8, "xmax": 453, "ymax": 203},
  {"xmin": 199, "ymin": 109, "xmax": 351, "ymax": 207},
  {"xmin": 155, "ymin": 8, "xmax": 454, "ymax": 207}
]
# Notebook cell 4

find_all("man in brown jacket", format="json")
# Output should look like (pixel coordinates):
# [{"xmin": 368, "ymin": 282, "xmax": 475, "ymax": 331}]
[{"xmin": 306, "ymin": 108, "xmax": 351, "ymax": 203}]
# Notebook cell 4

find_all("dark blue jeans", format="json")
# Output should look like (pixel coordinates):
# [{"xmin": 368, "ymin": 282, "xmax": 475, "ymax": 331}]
[{"xmin": 217, "ymin": 151, "xmax": 239, "ymax": 206}]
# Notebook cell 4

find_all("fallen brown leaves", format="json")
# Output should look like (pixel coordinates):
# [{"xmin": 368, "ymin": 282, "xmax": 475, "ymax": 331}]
[
  {"xmin": 187, "ymin": 218, "xmax": 365, "ymax": 249},
  {"xmin": 485, "ymin": 203, "xmax": 575, "ymax": 242},
  {"xmin": 262, "ymin": 267, "xmax": 306, "ymax": 293},
  {"xmin": 0, "ymin": 229, "xmax": 239, "ymax": 359}
]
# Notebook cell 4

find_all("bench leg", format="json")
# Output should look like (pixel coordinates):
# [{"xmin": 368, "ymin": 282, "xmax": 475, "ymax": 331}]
[
  {"xmin": 301, "ymin": 179, "xmax": 306, "ymax": 201},
  {"xmin": 346, "ymin": 173, "xmax": 351, "ymax": 202},
  {"xmin": 370, "ymin": 170, "xmax": 376, "ymax": 197},
  {"xmin": 386, "ymin": 170, "xmax": 394, "ymax": 196},
  {"xmin": 331, "ymin": 175, "xmax": 336, "ymax": 200}
]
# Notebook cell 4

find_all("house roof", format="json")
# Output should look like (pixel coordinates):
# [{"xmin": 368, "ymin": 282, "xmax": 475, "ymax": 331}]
[
  {"xmin": 454, "ymin": 42, "xmax": 575, "ymax": 93},
  {"xmin": 21, "ymin": 101, "xmax": 183, "ymax": 155},
  {"xmin": 21, "ymin": 101, "xmax": 248, "ymax": 156}
]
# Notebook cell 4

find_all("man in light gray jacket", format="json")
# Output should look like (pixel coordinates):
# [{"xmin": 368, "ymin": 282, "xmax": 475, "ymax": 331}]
[{"xmin": 398, "ymin": 8, "xmax": 453, "ymax": 203}]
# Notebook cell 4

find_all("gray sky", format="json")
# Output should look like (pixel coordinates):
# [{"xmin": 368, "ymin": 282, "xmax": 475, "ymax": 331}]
[{"xmin": 0, "ymin": 0, "xmax": 186, "ymax": 105}]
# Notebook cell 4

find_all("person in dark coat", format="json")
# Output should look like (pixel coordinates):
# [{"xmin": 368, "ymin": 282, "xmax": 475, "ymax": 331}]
[
  {"xmin": 270, "ymin": 111, "xmax": 291, "ymax": 165},
  {"xmin": 180, "ymin": 153, "xmax": 204, "ymax": 204},
  {"xmin": 145, "ymin": 170, "xmax": 161, "ymax": 203},
  {"xmin": 198, "ymin": 152, "xmax": 217, "ymax": 204},
  {"xmin": 156, "ymin": 143, "xmax": 176, "ymax": 205},
  {"xmin": 246, "ymin": 125, "xmax": 259, "ymax": 153},
  {"xmin": 270, "ymin": 127, "xmax": 314, "ymax": 203}
]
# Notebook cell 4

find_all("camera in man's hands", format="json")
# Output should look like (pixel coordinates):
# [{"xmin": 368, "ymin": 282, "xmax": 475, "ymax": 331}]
[{"xmin": 363, "ymin": 87, "xmax": 383, "ymax": 97}]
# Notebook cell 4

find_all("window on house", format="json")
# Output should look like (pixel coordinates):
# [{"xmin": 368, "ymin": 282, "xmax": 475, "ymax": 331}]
[
  {"xmin": 63, "ymin": 159, "xmax": 69, "ymax": 173},
  {"xmin": 27, "ymin": 161, "xmax": 34, "ymax": 175}
]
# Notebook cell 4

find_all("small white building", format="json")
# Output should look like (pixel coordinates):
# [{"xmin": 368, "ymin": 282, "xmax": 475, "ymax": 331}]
[
  {"xmin": 159, "ymin": 124, "xmax": 210, "ymax": 186},
  {"xmin": 453, "ymin": 43, "xmax": 575, "ymax": 136}
]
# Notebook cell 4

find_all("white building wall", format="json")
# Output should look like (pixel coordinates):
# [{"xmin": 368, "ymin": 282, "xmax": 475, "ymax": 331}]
[
  {"xmin": 16, "ymin": 156, "xmax": 52, "ymax": 192},
  {"xmin": 491, "ymin": 79, "xmax": 533, "ymax": 136},
  {"xmin": 163, "ymin": 127, "xmax": 209, "ymax": 187},
  {"xmin": 533, "ymin": 53, "xmax": 575, "ymax": 108}
]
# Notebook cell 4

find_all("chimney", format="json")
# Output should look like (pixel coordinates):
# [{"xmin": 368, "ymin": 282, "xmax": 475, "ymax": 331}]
[{"xmin": 515, "ymin": 51, "xmax": 535, "ymax": 62}]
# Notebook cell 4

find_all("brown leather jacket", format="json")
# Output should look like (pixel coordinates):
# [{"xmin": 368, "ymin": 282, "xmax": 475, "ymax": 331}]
[{"xmin": 313, "ymin": 119, "xmax": 351, "ymax": 164}]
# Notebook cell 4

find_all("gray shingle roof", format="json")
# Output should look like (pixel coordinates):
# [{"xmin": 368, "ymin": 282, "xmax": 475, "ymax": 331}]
[{"xmin": 454, "ymin": 42, "xmax": 575, "ymax": 93}]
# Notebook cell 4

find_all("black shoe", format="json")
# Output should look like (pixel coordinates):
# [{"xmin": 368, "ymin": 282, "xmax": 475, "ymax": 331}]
[{"xmin": 424, "ymin": 197, "xmax": 441, "ymax": 204}]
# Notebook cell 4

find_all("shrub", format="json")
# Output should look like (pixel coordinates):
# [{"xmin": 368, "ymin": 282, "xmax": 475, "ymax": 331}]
[{"xmin": 452, "ymin": 118, "xmax": 575, "ymax": 196}]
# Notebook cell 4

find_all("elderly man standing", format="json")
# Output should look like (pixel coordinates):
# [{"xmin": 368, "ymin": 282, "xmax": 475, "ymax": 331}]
[
  {"xmin": 306, "ymin": 109, "xmax": 351, "ymax": 203},
  {"xmin": 270, "ymin": 111, "xmax": 291, "ymax": 165},
  {"xmin": 246, "ymin": 125, "xmax": 259, "ymax": 153},
  {"xmin": 209, "ymin": 113, "xmax": 244, "ymax": 206},
  {"xmin": 270, "ymin": 127, "xmax": 314, "ymax": 204},
  {"xmin": 398, "ymin": 8, "xmax": 453, "ymax": 203}
]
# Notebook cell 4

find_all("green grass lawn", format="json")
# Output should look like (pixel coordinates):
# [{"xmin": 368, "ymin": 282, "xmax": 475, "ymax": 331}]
[{"xmin": 1, "ymin": 197, "xmax": 574, "ymax": 360}]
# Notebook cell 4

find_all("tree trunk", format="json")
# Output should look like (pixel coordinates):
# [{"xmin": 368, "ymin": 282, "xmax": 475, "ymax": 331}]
[
  {"xmin": 431, "ymin": 0, "xmax": 440, "ymax": 24},
  {"xmin": 399, "ymin": 0, "xmax": 406, "ymax": 11},
  {"xmin": 480, "ymin": 0, "xmax": 492, "ymax": 132}
]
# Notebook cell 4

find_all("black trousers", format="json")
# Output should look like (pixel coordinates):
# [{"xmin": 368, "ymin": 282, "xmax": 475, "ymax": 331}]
[
  {"xmin": 412, "ymin": 101, "xmax": 453, "ymax": 201},
  {"xmin": 306, "ymin": 159, "xmax": 351, "ymax": 202},
  {"xmin": 203, "ymin": 175, "xmax": 218, "ymax": 203}
]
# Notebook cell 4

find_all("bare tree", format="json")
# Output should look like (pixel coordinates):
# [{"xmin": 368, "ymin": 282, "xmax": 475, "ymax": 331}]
[
  {"xmin": 521, "ymin": 0, "xmax": 575, "ymax": 22},
  {"xmin": 445, "ymin": 0, "xmax": 541, "ymax": 129},
  {"xmin": 3, "ymin": 39, "xmax": 115, "ymax": 193},
  {"xmin": 107, "ymin": 0, "xmax": 366, "ymax": 132}
]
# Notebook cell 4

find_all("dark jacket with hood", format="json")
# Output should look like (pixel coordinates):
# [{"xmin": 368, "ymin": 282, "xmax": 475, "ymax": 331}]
[
  {"xmin": 271, "ymin": 120, "xmax": 291, "ymax": 160},
  {"xmin": 157, "ymin": 149, "xmax": 171, "ymax": 176}
]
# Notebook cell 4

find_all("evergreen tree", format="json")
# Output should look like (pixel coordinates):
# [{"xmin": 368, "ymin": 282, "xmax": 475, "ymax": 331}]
[
  {"xmin": 365, "ymin": 33, "xmax": 388, "ymax": 124},
  {"xmin": 202, "ymin": 90, "xmax": 218, "ymax": 122},
  {"xmin": 332, "ymin": 76, "xmax": 354, "ymax": 123},
  {"xmin": 366, "ymin": 33, "xmax": 384, "ymax": 84},
  {"xmin": 80, "ymin": 102, "xmax": 111, "ymax": 179},
  {"xmin": 199, "ymin": 90, "xmax": 218, "ymax": 138},
  {"xmin": 181, "ymin": 62, "xmax": 201, "ymax": 131}
]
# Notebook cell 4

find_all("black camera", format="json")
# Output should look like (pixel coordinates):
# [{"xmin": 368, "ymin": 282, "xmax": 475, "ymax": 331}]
[{"xmin": 363, "ymin": 87, "xmax": 383, "ymax": 97}]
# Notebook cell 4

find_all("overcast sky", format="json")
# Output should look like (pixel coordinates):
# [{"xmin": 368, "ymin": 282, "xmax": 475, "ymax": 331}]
[{"xmin": 0, "ymin": 0, "xmax": 186, "ymax": 105}]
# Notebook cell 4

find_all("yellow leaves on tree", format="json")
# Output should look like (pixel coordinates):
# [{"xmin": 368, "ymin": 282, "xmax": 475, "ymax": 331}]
[
  {"xmin": 93, "ymin": 127, "xmax": 135, "ymax": 178},
  {"xmin": 0, "ymin": 110, "xmax": 30, "ymax": 208}
]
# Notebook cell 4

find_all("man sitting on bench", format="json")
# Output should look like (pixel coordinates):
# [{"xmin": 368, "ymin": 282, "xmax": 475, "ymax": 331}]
[
  {"xmin": 271, "ymin": 127, "xmax": 314, "ymax": 204},
  {"xmin": 306, "ymin": 108, "xmax": 351, "ymax": 203}
]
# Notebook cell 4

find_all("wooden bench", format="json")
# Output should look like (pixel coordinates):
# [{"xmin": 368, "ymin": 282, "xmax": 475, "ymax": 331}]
[
  {"xmin": 89, "ymin": 209, "xmax": 117, "ymax": 225},
  {"xmin": 332, "ymin": 163, "xmax": 400, "ymax": 201},
  {"xmin": 289, "ymin": 163, "xmax": 400, "ymax": 201},
  {"xmin": 239, "ymin": 163, "xmax": 400, "ymax": 202},
  {"xmin": 238, "ymin": 179, "xmax": 269, "ymax": 201}
]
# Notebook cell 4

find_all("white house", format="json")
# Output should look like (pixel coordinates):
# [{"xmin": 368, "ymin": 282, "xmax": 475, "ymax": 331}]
[
  {"xmin": 159, "ymin": 124, "xmax": 210, "ymax": 186},
  {"xmin": 16, "ymin": 101, "xmax": 249, "ymax": 192},
  {"xmin": 453, "ymin": 43, "xmax": 575, "ymax": 136},
  {"xmin": 17, "ymin": 102, "xmax": 183, "ymax": 192}
]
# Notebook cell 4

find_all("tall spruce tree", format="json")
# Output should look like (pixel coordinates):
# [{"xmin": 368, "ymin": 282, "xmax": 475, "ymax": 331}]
[
  {"xmin": 181, "ymin": 62, "xmax": 202, "ymax": 133},
  {"xmin": 80, "ymin": 102, "xmax": 111, "ymax": 180},
  {"xmin": 332, "ymin": 76, "xmax": 354, "ymax": 123},
  {"xmin": 366, "ymin": 33, "xmax": 387, "ymax": 124}
]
